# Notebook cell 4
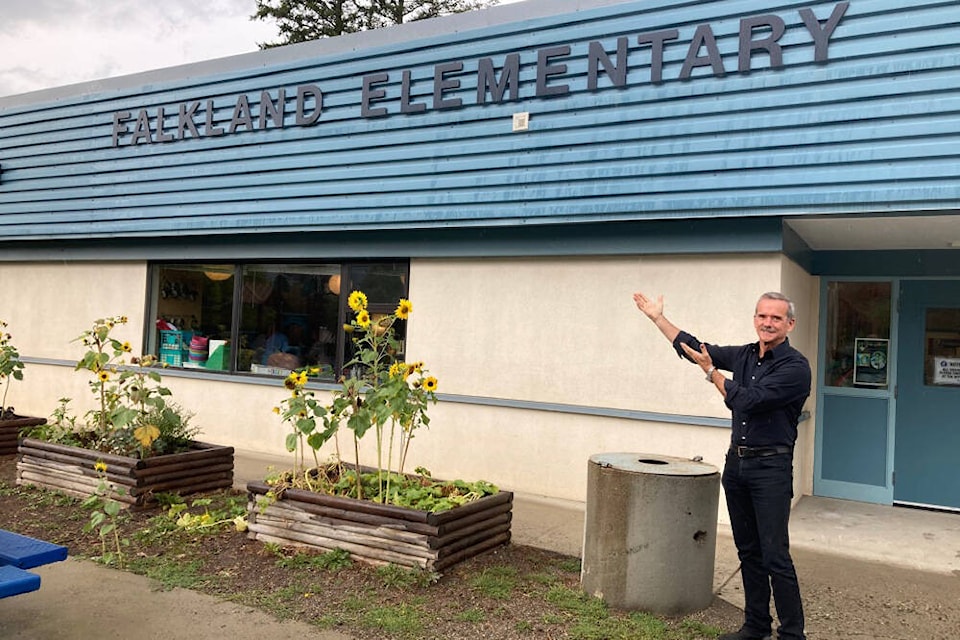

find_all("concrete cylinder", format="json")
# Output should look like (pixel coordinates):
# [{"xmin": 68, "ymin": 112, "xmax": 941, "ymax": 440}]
[{"xmin": 581, "ymin": 452, "xmax": 720, "ymax": 615}]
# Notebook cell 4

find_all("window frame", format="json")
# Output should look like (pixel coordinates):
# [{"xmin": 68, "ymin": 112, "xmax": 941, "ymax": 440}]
[{"xmin": 145, "ymin": 260, "xmax": 409, "ymax": 380}]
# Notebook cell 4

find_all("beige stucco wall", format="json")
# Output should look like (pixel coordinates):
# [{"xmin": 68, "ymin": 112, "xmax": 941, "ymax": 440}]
[
  {"xmin": 0, "ymin": 262, "xmax": 147, "ymax": 419},
  {"xmin": 0, "ymin": 262, "xmax": 147, "ymax": 360},
  {"xmin": 407, "ymin": 254, "xmax": 786, "ymax": 419},
  {"xmin": 779, "ymin": 256, "xmax": 820, "ymax": 499},
  {"xmin": 1, "ymin": 254, "xmax": 819, "ymax": 509}
]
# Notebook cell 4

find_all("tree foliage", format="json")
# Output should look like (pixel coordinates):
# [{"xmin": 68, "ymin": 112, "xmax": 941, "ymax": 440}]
[{"xmin": 253, "ymin": 0, "xmax": 500, "ymax": 48}]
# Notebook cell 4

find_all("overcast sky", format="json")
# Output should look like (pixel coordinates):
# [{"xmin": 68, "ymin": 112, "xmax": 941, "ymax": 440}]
[{"xmin": 0, "ymin": 0, "xmax": 520, "ymax": 99}]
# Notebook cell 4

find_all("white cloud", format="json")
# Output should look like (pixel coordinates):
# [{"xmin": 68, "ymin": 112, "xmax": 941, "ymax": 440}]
[
  {"xmin": 0, "ymin": 0, "xmax": 524, "ymax": 98},
  {"xmin": 0, "ymin": 0, "xmax": 275, "ymax": 97}
]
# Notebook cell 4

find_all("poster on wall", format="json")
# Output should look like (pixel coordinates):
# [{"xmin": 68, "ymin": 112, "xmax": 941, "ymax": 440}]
[
  {"xmin": 933, "ymin": 357, "xmax": 960, "ymax": 385},
  {"xmin": 854, "ymin": 338, "xmax": 889, "ymax": 387}
]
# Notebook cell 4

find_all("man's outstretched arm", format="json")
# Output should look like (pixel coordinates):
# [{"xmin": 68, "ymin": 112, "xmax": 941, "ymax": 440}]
[{"xmin": 633, "ymin": 291, "xmax": 680, "ymax": 343}]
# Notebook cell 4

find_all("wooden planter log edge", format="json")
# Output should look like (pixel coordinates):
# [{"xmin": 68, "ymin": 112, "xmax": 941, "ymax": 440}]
[
  {"xmin": 246, "ymin": 477, "xmax": 514, "ymax": 571},
  {"xmin": 247, "ymin": 479, "xmax": 513, "ymax": 527},
  {"xmin": 0, "ymin": 417, "xmax": 47, "ymax": 453},
  {"xmin": 16, "ymin": 438, "xmax": 235, "ymax": 508},
  {"xmin": 19, "ymin": 437, "xmax": 233, "ymax": 466}
]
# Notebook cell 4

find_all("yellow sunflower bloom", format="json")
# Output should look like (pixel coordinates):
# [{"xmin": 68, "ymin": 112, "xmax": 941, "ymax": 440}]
[
  {"xmin": 272, "ymin": 406, "xmax": 280, "ymax": 414},
  {"xmin": 423, "ymin": 376, "xmax": 438, "ymax": 392},
  {"xmin": 296, "ymin": 371, "xmax": 309, "ymax": 386},
  {"xmin": 121, "ymin": 341, "xmax": 132, "ymax": 352},
  {"xmin": 98, "ymin": 371, "xmax": 110, "ymax": 382},
  {"xmin": 389, "ymin": 362, "xmax": 403, "ymax": 378},
  {"xmin": 356, "ymin": 310, "xmax": 371, "ymax": 328},
  {"xmin": 94, "ymin": 461, "xmax": 108, "ymax": 473},
  {"xmin": 348, "ymin": 290, "xmax": 368, "ymax": 312},
  {"xmin": 395, "ymin": 299, "xmax": 413, "ymax": 319}
]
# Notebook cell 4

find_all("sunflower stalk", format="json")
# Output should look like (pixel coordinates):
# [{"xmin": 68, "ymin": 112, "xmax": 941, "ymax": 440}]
[{"xmin": 273, "ymin": 292, "xmax": 437, "ymax": 503}]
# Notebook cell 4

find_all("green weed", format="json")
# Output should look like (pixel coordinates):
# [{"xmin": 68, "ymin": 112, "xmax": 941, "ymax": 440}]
[
  {"xmin": 128, "ymin": 556, "xmax": 207, "ymax": 590},
  {"xmin": 362, "ymin": 603, "xmax": 423, "ymax": 636},
  {"xmin": 470, "ymin": 565, "xmax": 518, "ymax": 599},
  {"xmin": 375, "ymin": 563, "xmax": 438, "ymax": 588},
  {"xmin": 274, "ymin": 547, "xmax": 354, "ymax": 571},
  {"xmin": 455, "ymin": 608, "xmax": 486, "ymax": 622}
]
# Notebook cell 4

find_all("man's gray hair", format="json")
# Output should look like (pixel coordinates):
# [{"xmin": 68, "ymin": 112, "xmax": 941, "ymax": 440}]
[{"xmin": 759, "ymin": 291, "xmax": 796, "ymax": 320}]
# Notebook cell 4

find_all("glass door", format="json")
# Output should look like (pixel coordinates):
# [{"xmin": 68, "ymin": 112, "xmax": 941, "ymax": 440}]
[{"xmin": 815, "ymin": 280, "xmax": 895, "ymax": 504}]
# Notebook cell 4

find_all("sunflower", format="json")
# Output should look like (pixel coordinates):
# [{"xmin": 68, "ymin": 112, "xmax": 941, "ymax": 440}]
[
  {"xmin": 422, "ymin": 376, "xmax": 438, "ymax": 392},
  {"xmin": 121, "ymin": 341, "xmax": 132, "ymax": 352},
  {"xmin": 295, "ymin": 371, "xmax": 309, "ymax": 386},
  {"xmin": 94, "ymin": 461, "xmax": 108, "ymax": 473},
  {"xmin": 348, "ymin": 290, "xmax": 368, "ymax": 313},
  {"xmin": 98, "ymin": 371, "xmax": 110, "ymax": 382},
  {"xmin": 394, "ymin": 298, "xmax": 413, "ymax": 319},
  {"xmin": 356, "ymin": 310, "xmax": 371, "ymax": 329},
  {"xmin": 389, "ymin": 362, "xmax": 403, "ymax": 378}
]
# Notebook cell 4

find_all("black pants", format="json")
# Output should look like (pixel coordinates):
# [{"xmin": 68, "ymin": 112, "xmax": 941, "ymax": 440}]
[{"xmin": 722, "ymin": 450, "xmax": 805, "ymax": 640}]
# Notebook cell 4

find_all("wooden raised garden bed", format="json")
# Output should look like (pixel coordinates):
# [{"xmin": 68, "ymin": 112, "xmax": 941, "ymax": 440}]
[
  {"xmin": 246, "ymin": 480, "xmax": 513, "ymax": 572},
  {"xmin": 0, "ymin": 416, "xmax": 46, "ymax": 456},
  {"xmin": 16, "ymin": 437, "xmax": 234, "ymax": 508}
]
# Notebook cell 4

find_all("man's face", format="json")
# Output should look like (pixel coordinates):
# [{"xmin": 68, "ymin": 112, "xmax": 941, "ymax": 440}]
[{"xmin": 754, "ymin": 298, "xmax": 795, "ymax": 348}]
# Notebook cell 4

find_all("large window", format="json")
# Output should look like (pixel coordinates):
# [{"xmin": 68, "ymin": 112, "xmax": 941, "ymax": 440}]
[{"xmin": 147, "ymin": 261, "xmax": 408, "ymax": 380}]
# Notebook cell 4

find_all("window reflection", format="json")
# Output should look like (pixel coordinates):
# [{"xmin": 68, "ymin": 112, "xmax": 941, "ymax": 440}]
[
  {"xmin": 825, "ymin": 282, "xmax": 891, "ymax": 388},
  {"xmin": 149, "ymin": 261, "xmax": 408, "ymax": 379}
]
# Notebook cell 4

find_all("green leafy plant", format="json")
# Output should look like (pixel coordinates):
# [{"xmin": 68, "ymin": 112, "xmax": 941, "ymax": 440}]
[
  {"xmin": 336, "ymin": 291, "xmax": 436, "ymax": 497},
  {"xmin": 24, "ymin": 397, "xmax": 82, "ymax": 445},
  {"xmin": 0, "ymin": 320, "xmax": 25, "ymax": 418},
  {"xmin": 270, "ymin": 292, "xmax": 499, "ymax": 512},
  {"xmin": 166, "ymin": 496, "xmax": 248, "ymax": 533},
  {"xmin": 35, "ymin": 315, "xmax": 197, "ymax": 458},
  {"xmin": 82, "ymin": 460, "xmax": 129, "ymax": 567}
]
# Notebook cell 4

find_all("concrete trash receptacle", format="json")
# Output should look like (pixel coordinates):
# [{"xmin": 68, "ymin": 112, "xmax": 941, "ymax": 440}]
[{"xmin": 581, "ymin": 452, "xmax": 720, "ymax": 615}]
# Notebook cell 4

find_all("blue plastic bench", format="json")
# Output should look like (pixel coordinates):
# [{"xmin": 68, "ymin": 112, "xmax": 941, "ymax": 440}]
[
  {"xmin": 0, "ymin": 529, "xmax": 68, "ymax": 598},
  {"xmin": 0, "ymin": 564, "xmax": 41, "ymax": 598}
]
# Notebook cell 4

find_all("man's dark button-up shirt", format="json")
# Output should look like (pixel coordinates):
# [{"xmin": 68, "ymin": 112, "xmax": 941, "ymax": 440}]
[{"xmin": 672, "ymin": 331, "xmax": 811, "ymax": 448}]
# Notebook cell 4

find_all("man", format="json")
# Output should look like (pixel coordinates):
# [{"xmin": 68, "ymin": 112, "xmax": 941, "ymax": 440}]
[{"xmin": 633, "ymin": 290, "xmax": 811, "ymax": 640}]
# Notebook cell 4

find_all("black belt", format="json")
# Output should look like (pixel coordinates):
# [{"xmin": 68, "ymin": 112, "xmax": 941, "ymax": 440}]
[{"xmin": 730, "ymin": 445, "xmax": 792, "ymax": 458}]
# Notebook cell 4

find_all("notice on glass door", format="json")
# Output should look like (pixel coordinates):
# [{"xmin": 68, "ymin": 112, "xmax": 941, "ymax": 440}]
[
  {"xmin": 933, "ymin": 357, "xmax": 960, "ymax": 385},
  {"xmin": 854, "ymin": 338, "xmax": 889, "ymax": 387}
]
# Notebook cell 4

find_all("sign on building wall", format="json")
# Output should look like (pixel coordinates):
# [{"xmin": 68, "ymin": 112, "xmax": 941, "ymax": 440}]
[
  {"xmin": 933, "ymin": 358, "xmax": 960, "ymax": 386},
  {"xmin": 110, "ymin": 2, "xmax": 849, "ymax": 148}
]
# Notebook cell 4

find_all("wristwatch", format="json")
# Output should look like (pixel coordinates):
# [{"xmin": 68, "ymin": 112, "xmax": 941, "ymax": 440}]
[{"xmin": 705, "ymin": 366, "xmax": 716, "ymax": 381}]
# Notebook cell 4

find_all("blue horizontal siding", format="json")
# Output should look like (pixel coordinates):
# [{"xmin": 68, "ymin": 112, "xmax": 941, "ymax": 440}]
[{"xmin": 1, "ymin": 0, "xmax": 959, "ymax": 240}]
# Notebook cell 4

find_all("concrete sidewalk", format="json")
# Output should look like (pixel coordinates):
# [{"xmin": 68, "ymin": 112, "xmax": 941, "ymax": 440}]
[{"xmin": 2, "ymin": 451, "xmax": 958, "ymax": 639}]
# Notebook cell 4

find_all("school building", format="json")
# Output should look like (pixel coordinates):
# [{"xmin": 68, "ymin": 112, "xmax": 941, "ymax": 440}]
[{"xmin": 1, "ymin": 0, "xmax": 958, "ymax": 514}]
